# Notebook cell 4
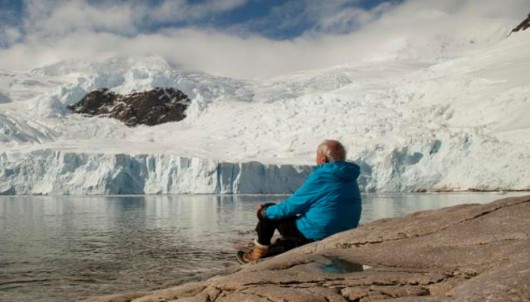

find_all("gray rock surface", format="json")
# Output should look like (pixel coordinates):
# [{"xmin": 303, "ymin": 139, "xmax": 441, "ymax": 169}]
[
  {"xmin": 0, "ymin": 91, "xmax": 11, "ymax": 103},
  {"xmin": 88, "ymin": 196, "xmax": 530, "ymax": 302}
]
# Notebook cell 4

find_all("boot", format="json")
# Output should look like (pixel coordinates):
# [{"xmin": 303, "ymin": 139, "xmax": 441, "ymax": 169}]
[{"xmin": 242, "ymin": 240, "xmax": 269, "ymax": 263}]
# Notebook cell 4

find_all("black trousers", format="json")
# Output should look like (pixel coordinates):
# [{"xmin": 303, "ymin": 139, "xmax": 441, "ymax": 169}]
[{"xmin": 255, "ymin": 205, "xmax": 310, "ymax": 246}]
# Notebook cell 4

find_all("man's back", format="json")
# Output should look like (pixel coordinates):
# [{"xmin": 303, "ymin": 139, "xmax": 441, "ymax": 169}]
[{"xmin": 266, "ymin": 161, "xmax": 362, "ymax": 241}]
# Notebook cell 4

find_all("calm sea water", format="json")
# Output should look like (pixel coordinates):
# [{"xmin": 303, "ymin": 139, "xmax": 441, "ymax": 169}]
[{"xmin": 0, "ymin": 192, "xmax": 526, "ymax": 302}]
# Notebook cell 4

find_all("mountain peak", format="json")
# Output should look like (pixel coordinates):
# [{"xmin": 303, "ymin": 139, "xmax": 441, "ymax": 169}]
[{"xmin": 511, "ymin": 13, "xmax": 530, "ymax": 34}]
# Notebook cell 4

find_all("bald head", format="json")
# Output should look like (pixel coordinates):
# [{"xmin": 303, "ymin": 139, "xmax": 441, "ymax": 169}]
[{"xmin": 316, "ymin": 140, "xmax": 346, "ymax": 165}]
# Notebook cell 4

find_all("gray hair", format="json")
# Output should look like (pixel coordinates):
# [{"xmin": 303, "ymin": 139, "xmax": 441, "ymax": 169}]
[{"xmin": 318, "ymin": 140, "xmax": 347, "ymax": 162}]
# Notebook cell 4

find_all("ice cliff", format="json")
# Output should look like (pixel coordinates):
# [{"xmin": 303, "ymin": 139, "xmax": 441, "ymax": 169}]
[{"xmin": 0, "ymin": 150, "xmax": 310, "ymax": 195}]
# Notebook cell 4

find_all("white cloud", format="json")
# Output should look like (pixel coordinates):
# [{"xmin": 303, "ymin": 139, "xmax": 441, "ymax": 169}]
[
  {"xmin": 0, "ymin": 0, "xmax": 528, "ymax": 78},
  {"xmin": 17, "ymin": 0, "xmax": 249, "ymax": 39},
  {"xmin": 137, "ymin": 0, "xmax": 247, "ymax": 24},
  {"xmin": 314, "ymin": 2, "xmax": 395, "ymax": 34},
  {"xmin": 0, "ymin": 27, "xmax": 22, "ymax": 46},
  {"xmin": 26, "ymin": 0, "xmax": 135, "ymax": 36}
]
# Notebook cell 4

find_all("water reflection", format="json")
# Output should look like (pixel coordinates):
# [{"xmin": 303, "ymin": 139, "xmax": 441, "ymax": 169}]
[
  {"xmin": 0, "ymin": 192, "xmax": 526, "ymax": 302},
  {"xmin": 320, "ymin": 257, "xmax": 364, "ymax": 274},
  {"xmin": 0, "ymin": 195, "xmax": 282, "ymax": 302}
]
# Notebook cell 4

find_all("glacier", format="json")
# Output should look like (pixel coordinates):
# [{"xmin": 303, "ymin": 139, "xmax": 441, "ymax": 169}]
[
  {"xmin": 0, "ymin": 150, "xmax": 311, "ymax": 195},
  {"xmin": 1, "ymin": 26, "xmax": 530, "ymax": 194}
]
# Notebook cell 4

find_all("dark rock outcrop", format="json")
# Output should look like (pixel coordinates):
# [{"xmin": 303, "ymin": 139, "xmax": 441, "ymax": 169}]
[
  {"xmin": 88, "ymin": 196, "xmax": 530, "ymax": 302},
  {"xmin": 511, "ymin": 13, "xmax": 530, "ymax": 34},
  {"xmin": 0, "ymin": 91, "xmax": 11, "ymax": 103},
  {"xmin": 68, "ymin": 88, "xmax": 191, "ymax": 127}
]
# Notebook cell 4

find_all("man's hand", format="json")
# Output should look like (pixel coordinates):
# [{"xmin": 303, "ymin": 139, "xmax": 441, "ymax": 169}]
[
  {"xmin": 256, "ymin": 203, "xmax": 275, "ymax": 220},
  {"xmin": 256, "ymin": 204, "xmax": 265, "ymax": 219}
]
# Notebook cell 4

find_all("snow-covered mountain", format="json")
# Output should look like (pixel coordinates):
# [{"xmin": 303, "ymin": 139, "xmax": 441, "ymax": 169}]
[{"xmin": 1, "ymin": 22, "xmax": 529, "ymax": 194}]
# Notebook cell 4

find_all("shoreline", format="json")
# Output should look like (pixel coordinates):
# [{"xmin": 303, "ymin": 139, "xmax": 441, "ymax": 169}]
[
  {"xmin": 1, "ymin": 189, "xmax": 530, "ymax": 197},
  {"xmin": 87, "ymin": 195, "xmax": 530, "ymax": 302}
]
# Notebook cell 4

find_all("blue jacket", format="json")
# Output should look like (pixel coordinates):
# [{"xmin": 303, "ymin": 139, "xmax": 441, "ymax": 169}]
[{"xmin": 265, "ymin": 161, "xmax": 362, "ymax": 241}]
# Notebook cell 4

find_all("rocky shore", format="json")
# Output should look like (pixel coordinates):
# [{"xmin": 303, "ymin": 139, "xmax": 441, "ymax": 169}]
[{"xmin": 89, "ymin": 195, "xmax": 530, "ymax": 302}]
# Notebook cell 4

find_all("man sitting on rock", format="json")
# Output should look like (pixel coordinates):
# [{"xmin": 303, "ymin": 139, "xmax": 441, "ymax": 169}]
[{"xmin": 238, "ymin": 139, "xmax": 363, "ymax": 263}]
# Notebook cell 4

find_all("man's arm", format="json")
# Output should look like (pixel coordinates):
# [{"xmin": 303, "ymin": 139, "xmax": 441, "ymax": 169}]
[{"xmin": 265, "ymin": 174, "xmax": 320, "ymax": 220}]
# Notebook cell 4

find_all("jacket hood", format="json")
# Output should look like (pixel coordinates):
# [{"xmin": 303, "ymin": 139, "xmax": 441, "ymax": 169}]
[{"xmin": 314, "ymin": 161, "xmax": 360, "ymax": 182}]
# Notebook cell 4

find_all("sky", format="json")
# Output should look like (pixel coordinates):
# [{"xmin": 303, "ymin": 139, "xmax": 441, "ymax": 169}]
[{"xmin": 0, "ymin": 0, "xmax": 528, "ymax": 78}]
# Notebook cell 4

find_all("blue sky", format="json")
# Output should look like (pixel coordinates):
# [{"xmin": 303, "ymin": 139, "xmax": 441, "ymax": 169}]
[
  {"xmin": 192, "ymin": 0, "xmax": 399, "ymax": 38},
  {"xmin": 0, "ymin": 0, "xmax": 527, "ymax": 77},
  {"xmin": 0, "ymin": 0, "xmax": 399, "ymax": 42}
]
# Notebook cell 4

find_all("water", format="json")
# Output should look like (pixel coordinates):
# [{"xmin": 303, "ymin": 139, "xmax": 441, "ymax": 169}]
[
  {"xmin": 320, "ymin": 257, "xmax": 364, "ymax": 274},
  {"xmin": 0, "ymin": 192, "xmax": 526, "ymax": 302}
]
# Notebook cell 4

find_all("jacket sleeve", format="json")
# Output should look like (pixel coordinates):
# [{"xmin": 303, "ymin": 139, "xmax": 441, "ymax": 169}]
[{"xmin": 265, "ymin": 174, "xmax": 320, "ymax": 220}]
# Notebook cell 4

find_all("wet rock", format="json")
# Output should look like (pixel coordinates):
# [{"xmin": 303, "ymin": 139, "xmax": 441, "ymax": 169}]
[
  {"xmin": 68, "ymin": 87, "xmax": 191, "ymax": 127},
  {"xmin": 88, "ymin": 196, "xmax": 530, "ymax": 301}
]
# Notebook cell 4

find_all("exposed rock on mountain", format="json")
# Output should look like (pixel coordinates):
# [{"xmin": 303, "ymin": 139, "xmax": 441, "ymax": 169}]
[
  {"xmin": 511, "ymin": 13, "xmax": 530, "ymax": 33},
  {"xmin": 90, "ymin": 195, "xmax": 530, "ymax": 302},
  {"xmin": 0, "ymin": 92, "xmax": 11, "ymax": 103},
  {"xmin": 68, "ymin": 87, "xmax": 191, "ymax": 126}
]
